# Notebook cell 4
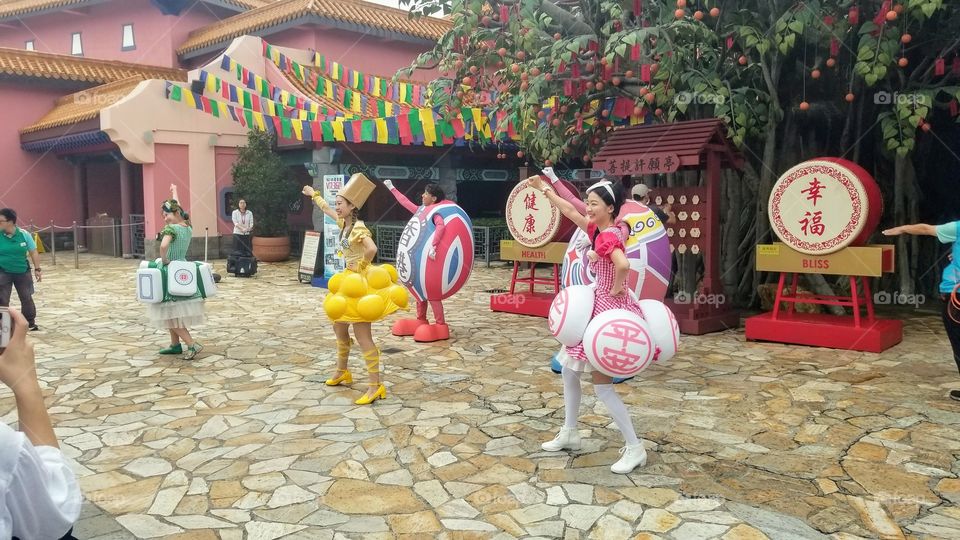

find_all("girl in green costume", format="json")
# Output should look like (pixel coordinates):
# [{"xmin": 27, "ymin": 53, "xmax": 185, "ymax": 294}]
[{"xmin": 151, "ymin": 185, "xmax": 205, "ymax": 360}]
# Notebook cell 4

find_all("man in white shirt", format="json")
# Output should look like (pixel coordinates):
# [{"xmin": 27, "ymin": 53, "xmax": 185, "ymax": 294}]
[
  {"xmin": 231, "ymin": 199, "xmax": 254, "ymax": 257},
  {"xmin": 0, "ymin": 308, "xmax": 81, "ymax": 539}
]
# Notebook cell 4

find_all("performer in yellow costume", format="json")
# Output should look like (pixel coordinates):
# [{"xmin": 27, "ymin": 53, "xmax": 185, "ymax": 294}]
[{"xmin": 303, "ymin": 173, "xmax": 407, "ymax": 405}]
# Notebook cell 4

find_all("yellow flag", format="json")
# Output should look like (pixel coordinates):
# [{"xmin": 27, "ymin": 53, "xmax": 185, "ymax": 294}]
[
  {"xmin": 205, "ymin": 76, "xmax": 217, "ymax": 93},
  {"xmin": 419, "ymin": 108, "xmax": 436, "ymax": 146},
  {"xmin": 292, "ymin": 119, "xmax": 303, "ymax": 140},
  {"xmin": 351, "ymin": 93, "xmax": 361, "ymax": 113},
  {"xmin": 253, "ymin": 112, "xmax": 266, "ymax": 131},
  {"xmin": 183, "ymin": 88, "xmax": 197, "ymax": 108},
  {"xmin": 332, "ymin": 120, "xmax": 345, "ymax": 141},
  {"xmin": 372, "ymin": 77, "xmax": 382, "ymax": 97},
  {"xmin": 375, "ymin": 118, "xmax": 388, "ymax": 144}
]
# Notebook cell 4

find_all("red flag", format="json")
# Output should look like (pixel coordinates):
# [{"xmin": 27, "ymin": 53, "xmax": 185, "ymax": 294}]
[
  {"xmin": 271, "ymin": 116, "xmax": 282, "ymax": 134},
  {"xmin": 936, "ymin": 58, "xmax": 946, "ymax": 76},
  {"xmin": 397, "ymin": 114, "xmax": 412, "ymax": 139},
  {"xmin": 873, "ymin": 1, "xmax": 892, "ymax": 27},
  {"xmin": 631, "ymin": 44, "xmax": 641, "ymax": 61},
  {"xmin": 849, "ymin": 7, "xmax": 859, "ymax": 24},
  {"xmin": 641, "ymin": 64, "xmax": 651, "ymax": 83},
  {"xmin": 351, "ymin": 121, "xmax": 362, "ymax": 142},
  {"xmin": 451, "ymin": 118, "xmax": 465, "ymax": 138}
]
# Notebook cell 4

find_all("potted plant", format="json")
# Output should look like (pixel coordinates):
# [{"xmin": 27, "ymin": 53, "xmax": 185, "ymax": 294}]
[{"xmin": 231, "ymin": 129, "xmax": 300, "ymax": 262}]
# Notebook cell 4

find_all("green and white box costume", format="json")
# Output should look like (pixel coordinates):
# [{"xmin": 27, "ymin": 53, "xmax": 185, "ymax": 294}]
[{"xmin": 145, "ymin": 223, "xmax": 207, "ymax": 329}]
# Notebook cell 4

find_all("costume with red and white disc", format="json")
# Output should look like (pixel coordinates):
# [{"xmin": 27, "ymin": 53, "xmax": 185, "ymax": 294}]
[
  {"xmin": 561, "ymin": 200, "xmax": 671, "ymax": 300},
  {"xmin": 506, "ymin": 178, "xmax": 578, "ymax": 248},
  {"xmin": 583, "ymin": 309, "xmax": 656, "ymax": 378},
  {"xmin": 548, "ymin": 285, "xmax": 595, "ymax": 347},
  {"xmin": 396, "ymin": 202, "xmax": 474, "ymax": 302},
  {"xmin": 769, "ymin": 158, "xmax": 883, "ymax": 255},
  {"xmin": 637, "ymin": 299, "xmax": 680, "ymax": 363}
]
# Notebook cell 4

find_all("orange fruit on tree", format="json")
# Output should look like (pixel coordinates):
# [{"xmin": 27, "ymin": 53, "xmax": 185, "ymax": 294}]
[
  {"xmin": 710, "ymin": 7, "xmax": 720, "ymax": 17},
  {"xmin": 885, "ymin": 10, "xmax": 897, "ymax": 21},
  {"xmin": 676, "ymin": 0, "xmax": 687, "ymax": 7},
  {"xmin": 738, "ymin": 56, "xmax": 748, "ymax": 65},
  {"xmin": 675, "ymin": 9, "xmax": 685, "ymax": 19},
  {"xmin": 799, "ymin": 101, "xmax": 810, "ymax": 111},
  {"xmin": 826, "ymin": 58, "xmax": 837, "ymax": 68},
  {"xmin": 898, "ymin": 57, "xmax": 909, "ymax": 67},
  {"xmin": 644, "ymin": 92, "xmax": 656, "ymax": 104},
  {"xmin": 694, "ymin": 10, "xmax": 704, "ymax": 20},
  {"xmin": 894, "ymin": 4, "xmax": 904, "ymax": 14},
  {"xmin": 901, "ymin": 34, "xmax": 912, "ymax": 44},
  {"xmin": 811, "ymin": 69, "xmax": 821, "ymax": 79},
  {"xmin": 845, "ymin": 93, "xmax": 855, "ymax": 102}
]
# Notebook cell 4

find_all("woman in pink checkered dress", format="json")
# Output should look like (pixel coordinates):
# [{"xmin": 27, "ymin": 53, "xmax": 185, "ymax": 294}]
[{"xmin": 526, "ymin": 175, "xmax": 647, "ymax": 474}]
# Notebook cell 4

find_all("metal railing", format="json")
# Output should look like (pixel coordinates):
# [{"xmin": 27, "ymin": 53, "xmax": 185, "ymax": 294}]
[{"xmin": 369, "ymin": 223, "xmax": 510, "ymax": 267}]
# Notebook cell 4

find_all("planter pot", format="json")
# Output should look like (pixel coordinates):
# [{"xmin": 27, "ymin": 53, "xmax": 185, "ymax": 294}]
[{"xmin": 252, "ymin": 236, "xmax": 290, "ymax": 262}]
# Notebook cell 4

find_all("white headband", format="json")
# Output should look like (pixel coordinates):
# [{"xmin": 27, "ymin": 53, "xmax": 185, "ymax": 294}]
[{"xmin": 587, "ymin": 180, "xmax": 615, "ymax": 200}]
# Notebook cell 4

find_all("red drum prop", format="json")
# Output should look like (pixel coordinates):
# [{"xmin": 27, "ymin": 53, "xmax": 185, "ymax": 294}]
[
  {"xmin": 561, "ymin": 200, "xmax": 671, "ymax": 300},
  {"xmin": 582, "ymin": 309, "xmax": 657, "ymax": 378},
  {"xmin": 637, "ymin": 299, "xmax": 680, "ymax": 363},
  {"xmin": 769, "ymin": 158, "xmax": 883, "ymax": 255},
  {"xmin": 548, "ymin": 285, "xmax": 595, "ymax": 346},
  {"xmin": 506, "ymin": 178, "xmax": 578, "ymax": 248},
  {"xmin": 396, "ymin": 202, "xmax": 474, "ymax": 302}
]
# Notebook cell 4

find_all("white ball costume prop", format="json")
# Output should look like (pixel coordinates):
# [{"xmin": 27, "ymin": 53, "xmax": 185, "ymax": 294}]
[{"xmin": 548, "ymin": 285, "xmax": 595, "ymax": 347}]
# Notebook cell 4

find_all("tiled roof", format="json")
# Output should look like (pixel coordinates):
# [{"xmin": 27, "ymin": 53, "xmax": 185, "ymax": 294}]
[
  {"xmin": 178, "ymin": 0, "xmax": 451, "ymax": 55},
  {"xmin": 0, "ymin": 0, "xmax": 269, "ymax": 20},
  {"xmin": 0, "ymin": 47, "xmax": 187, "ymax": 84},
  {"xmin": 20, "ymin": 75, "xmax": 143, "ymax": 133}
]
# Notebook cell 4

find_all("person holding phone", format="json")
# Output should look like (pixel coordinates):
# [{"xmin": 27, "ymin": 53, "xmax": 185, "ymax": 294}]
[
  {"xmin": 0, "ymin": 308, "xmax": 82, "ymax": 539},
  {"xmin": 0, "ymin": 209, "xmax": 41, "ymax": 331}
]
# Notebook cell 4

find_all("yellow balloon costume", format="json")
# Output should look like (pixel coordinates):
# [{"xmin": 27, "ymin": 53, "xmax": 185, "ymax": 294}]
[{"xmin": 322, "ymin": 219, "xmax": 408, "ymax": 323}]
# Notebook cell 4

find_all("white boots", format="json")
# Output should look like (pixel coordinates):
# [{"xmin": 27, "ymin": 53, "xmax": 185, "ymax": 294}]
[
  {"xmin": 542, "ymin": 429, "xmax": 647, "ymax": 474},
  {"xmin": 610, "ymin": 443, "xmax": 647, "ymax": 474},
  {"xmin": 541, "ymin": 427, "xmax": 581, "ymax": 451}
]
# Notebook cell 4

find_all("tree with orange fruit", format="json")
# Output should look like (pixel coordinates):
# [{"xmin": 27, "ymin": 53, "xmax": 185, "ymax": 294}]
[{"xmin": 398, "ymin": 0, "xmax": 960, "ymax": 304}]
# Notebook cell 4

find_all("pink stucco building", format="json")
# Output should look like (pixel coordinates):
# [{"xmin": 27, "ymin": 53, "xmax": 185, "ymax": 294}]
[{"xmin": 0, "ymin": 0, "xmax": 515, "ymax": 258}]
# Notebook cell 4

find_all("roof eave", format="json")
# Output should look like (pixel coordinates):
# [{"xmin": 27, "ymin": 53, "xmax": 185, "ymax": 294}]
[
  {"xmin": 0, "ymin": 0, "xmax": 113, "ymax": 24},
  {"xmin": 178, "ymin": 14, "xmax": 440, "ymax": 59}
]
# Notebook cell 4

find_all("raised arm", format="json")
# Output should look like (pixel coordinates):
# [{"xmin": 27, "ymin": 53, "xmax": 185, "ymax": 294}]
[
  {"xmin": 526, "ymin": 176, "xmax": 588, "ymax": 232},
  {"xmin": 883, "ymin": 224, "xmax": 937, "ymax": 237},
  {"xmin": 542, "ymin": 167, "xmax": 586, "ymax": 214},
  {"xmin": 383, "ymin": 179, "xmax": 419, "ymax": 214},
  {"xmin": 303, "ymin": 185, "xmax": 338, "ymax": 222}
]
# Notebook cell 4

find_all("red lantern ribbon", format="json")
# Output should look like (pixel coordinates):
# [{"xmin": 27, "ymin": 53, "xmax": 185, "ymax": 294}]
[
  {"xmin": 936, "ymin": 58, "xmax": 946, "ymax": 76},
  {"xmin": 849, "ymin": 7, "xmax": 859, "ymax": 24},
  {"xmin": 950, "ymin": 99, "xmax": 959, "ymax": 117},
  {"xmin": 500, "ymin": 5, "xmax": 509, "ymax": 24},
  {"xmin": 571, "ymin": 63, "xmax": 580, "ymax": 77},
  {"xmin": 830, "ymin": 39, "xmax": 840, "ymax": 57},
  {"xmin": 727, "ymin": 36, "xmax": 734, "ymax": 49},
  {"xmin": 630, "ymin": 44, "xmax": 641, "ymax": 61},
  {"xmin": 641, "ymin": 64, "xmax": 651, "ymax": 83},
  {"xmin": 952, "ymin": 57, "xmax": 960, "ymax": 75}
]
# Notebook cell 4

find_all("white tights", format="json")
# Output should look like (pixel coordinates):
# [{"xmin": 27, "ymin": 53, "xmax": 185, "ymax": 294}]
[{"xmin": 561, "ymin": 366, "xmax": 640, "ymax": 446}]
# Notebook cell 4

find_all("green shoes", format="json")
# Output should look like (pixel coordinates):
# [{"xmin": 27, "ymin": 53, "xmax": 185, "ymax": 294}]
[{"xmin": 159, "ymin": 343, "xmax": 183, "ymax": 355}]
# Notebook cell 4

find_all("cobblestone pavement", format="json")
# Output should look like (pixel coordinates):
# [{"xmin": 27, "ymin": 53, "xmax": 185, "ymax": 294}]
[{"xmin": 2, "ymin": 254, "xmax": 958, "ymax": 540}]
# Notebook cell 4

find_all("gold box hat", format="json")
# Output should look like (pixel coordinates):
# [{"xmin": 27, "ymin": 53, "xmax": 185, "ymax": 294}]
[{"xmin": 339, "ymin": 173, "xmax": 376, "ymax": 208}]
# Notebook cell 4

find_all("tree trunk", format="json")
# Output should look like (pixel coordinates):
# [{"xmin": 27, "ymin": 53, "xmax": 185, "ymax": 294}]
[
  {"xmin": 894, "ymin": 155, "xmax": 915, "ymax": 296},
  {"xmin": 752, "ymin": 122, "xmax": 779, "ymax": 301}
]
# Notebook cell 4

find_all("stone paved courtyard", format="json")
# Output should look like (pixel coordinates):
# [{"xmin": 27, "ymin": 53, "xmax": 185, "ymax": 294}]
[{"xmin": 2, "ymin": 254, "xmax": 960, "ymax": 540}]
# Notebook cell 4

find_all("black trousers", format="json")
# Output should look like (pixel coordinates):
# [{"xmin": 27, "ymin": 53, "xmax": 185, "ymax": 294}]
[
  {"xmin": 232, "ymin": 234, "xmax": 252, "ymax": 257},
  {"xmin": 0, "ymin": 269, "xmax": 36, "ymax": 325},
  {"xmin": 942, "ymin": 295, "xmax": 960, "ymax": 375}
]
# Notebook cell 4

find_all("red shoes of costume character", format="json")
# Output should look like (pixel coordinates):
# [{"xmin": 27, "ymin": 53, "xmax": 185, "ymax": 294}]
[
  {"xmin": 391, "ymin": 318, "xmax": 449, "ymax": 342},
  {"xmin": 391, "ymin": 318, "xmax": 426, "ymax": 336}
]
